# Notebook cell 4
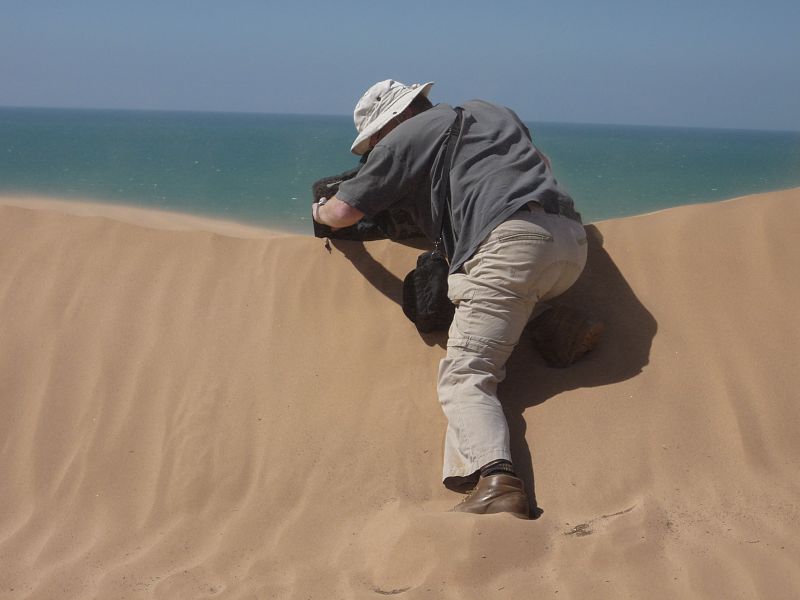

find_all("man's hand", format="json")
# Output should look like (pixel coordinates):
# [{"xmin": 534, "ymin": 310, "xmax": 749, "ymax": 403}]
[
  {"xmin": 311, "ymin": 198, "xmax": 326, "ymax": 223},
  {"xmin": 312, "ymin": 195, "xmax": 365, "ymax": 229}
]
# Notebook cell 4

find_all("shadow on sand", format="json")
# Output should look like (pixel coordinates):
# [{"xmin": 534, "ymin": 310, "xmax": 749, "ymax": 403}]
[
  {"xmin": 330, "ymin": 237, "xmax": 432, "ymax": 310},
  {"xmin": 501, "ymin": 225, "xmax": 657, "ymax": 517},
  {"xmin": 333, "ymin": 226, "xmax": 657, "ymax": 517}
]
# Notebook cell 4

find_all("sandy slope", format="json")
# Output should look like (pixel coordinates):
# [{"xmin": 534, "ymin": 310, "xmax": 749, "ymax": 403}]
[{"xmin": 1, "ymin": 190, "xmax": 799, "ymax": 599}]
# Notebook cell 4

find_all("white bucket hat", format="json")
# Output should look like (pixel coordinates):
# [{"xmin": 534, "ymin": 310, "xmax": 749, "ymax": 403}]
[{"xmin": 350, "ymin": 79, "xmax": 434, "ymax": 155}]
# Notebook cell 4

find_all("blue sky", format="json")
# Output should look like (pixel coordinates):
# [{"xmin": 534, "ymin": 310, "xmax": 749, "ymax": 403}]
[{"xmin": 2, "ymin": 0, "xmax": 798, "ymax": 130}]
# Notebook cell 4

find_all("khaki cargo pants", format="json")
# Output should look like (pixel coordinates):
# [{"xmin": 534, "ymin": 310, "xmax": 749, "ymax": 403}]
[{"xmin": 438, "ymin": 204, "xmax": 588, "ymax": 490}]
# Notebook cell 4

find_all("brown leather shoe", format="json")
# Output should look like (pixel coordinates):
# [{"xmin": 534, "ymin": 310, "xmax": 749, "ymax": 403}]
[
  {"xmin": 453, "ymin": 474, "xmax": 530, "ymax": 519},
  {"xmin": 529, "ymin": 305, "xmax": 604, "ymax": 368}
]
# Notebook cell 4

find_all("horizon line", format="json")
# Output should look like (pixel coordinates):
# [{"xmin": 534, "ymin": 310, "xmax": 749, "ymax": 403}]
[{"xmin": 2, "ymin": 103, "xmax": 798, "ymax": 135}]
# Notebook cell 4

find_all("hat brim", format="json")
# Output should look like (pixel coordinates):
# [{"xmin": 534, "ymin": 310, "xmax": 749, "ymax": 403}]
[{"xmin": 350, "ymin": 82, "xmax": 434, "ymax": 155}]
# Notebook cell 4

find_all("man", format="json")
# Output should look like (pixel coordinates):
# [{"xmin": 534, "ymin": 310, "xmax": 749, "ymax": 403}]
[{"xmin": 313, "ymin": 79, "xmax": 595, "ymax": 519}]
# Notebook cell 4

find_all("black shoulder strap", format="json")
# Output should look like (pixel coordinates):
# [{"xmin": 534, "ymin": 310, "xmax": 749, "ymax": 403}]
[{"xmin": 436, "ymin": 106, "xmax": 464, "ymax": 260}]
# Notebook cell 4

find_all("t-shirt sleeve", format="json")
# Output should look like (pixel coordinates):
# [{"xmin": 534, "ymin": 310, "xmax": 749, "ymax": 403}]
[{"xmin": 335, "ymin": 146, "xmax": 413, "ymax": 218}]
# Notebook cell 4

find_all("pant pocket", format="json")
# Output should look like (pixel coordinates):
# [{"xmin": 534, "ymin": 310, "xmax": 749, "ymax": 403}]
[
  {"xmin": 495, "ymin": 231, "xmax": 553, "ymax": 243},
  {"xmin": 446, "ymin": 273, "xmax": 475, "ymax": 305}
]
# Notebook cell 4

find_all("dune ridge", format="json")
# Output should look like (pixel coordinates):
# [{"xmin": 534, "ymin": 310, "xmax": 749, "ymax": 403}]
[{"xmin": 1, "ymin": 189, "xmax": 799, "ymax": 599}]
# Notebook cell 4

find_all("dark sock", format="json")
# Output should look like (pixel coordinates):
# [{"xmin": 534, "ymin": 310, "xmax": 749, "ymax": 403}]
[{"xmin": 480, "ymin": 459, "xmax": 516, "ymax": 478}]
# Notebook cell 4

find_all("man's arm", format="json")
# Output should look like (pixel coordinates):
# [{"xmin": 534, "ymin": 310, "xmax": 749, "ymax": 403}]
[{"xmin": 312, "ymin": 195, "xmax": 365, "ymax": 229}]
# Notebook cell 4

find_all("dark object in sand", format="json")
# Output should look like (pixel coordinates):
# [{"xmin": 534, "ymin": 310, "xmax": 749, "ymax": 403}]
[
  {"xmin": 311, "ymin": 159, "xmax": 425, "ymax": 241},
  {"xmin": 528, "ymin": 306, "xmax": 605, "ymax": 368}
]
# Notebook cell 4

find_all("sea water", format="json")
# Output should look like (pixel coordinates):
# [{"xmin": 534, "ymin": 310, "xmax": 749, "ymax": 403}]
[{"xmin": 2, "ymin": 106, "xmax": 799, "ymax": 233}]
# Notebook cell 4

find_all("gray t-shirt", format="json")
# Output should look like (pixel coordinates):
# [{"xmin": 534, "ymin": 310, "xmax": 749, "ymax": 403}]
[{"xmin": 336, "ymin": 100, "xmax": 578, "ymax": 273}]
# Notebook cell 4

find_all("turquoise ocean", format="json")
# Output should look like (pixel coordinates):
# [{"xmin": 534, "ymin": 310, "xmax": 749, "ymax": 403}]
[{"xmin": 2, "ymin": 107, "xmax": 799, "ymax": 234}]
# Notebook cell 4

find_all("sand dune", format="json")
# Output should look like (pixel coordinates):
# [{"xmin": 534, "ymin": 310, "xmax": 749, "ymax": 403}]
[{"xmin": 1, "ymin": 189, "xmax": 799, "ymax": 599}]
